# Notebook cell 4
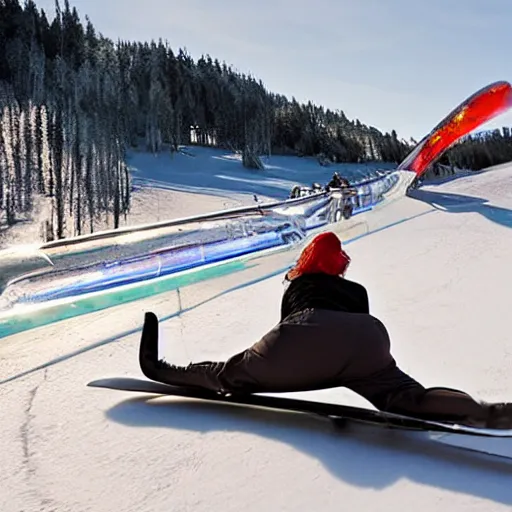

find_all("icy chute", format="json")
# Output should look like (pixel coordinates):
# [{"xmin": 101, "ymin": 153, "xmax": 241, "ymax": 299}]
[
  {"xmin": 0, "ymin": 173, "xmax": 401, "ymax": 338},
  {"xmin": 398, "ymin": 81, "xmax": 512, "ymax": 176}
]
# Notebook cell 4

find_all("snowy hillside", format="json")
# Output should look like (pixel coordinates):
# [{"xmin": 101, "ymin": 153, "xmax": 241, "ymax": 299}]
[
  {"xmin": 124, "ymin": 145, "xmax": 395, "ymax": 232},
  {"xmin": 0, "ymin": 145, "xmax": 394, "ymax": 249},
  {"xmin": 128, "ymin": 145, "xmax": 394, "ymax": 201},
  {"xmin": 1, "ymin": 163, "xmax": 512, "ymax": 512}
]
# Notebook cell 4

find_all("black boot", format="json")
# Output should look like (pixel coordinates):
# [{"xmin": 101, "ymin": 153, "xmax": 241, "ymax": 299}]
[
  {"xmin": 485, "ymin": 403, "xmax": 512, "ymax": 429},
  {"xmin": 139, "ymin": 312, "xmax": 160, "ymax": 378},
  {"xmin": 460, "ymin": 402, "xmax": 512, "ymax": 430},
  {"xmin": 138, "ymin": 311, "xmax": 228, "ymax": 394}
]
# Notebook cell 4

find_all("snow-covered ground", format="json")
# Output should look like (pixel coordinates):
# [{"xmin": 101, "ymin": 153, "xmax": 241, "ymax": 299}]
[
  {"xmin": 128, "ymin": 145, "xmax": 393, "ymax": 201},
  {"xmin": 1, "ymin": 162, "xmax": 512, "ymax": 512},
  {"xmin": 0, "ymin": 146, "xmax": 394, "ymax": 249}
]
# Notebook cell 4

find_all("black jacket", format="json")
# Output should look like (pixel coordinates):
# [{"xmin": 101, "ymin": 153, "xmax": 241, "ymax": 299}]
[{"xmin": 280, "ymin": 273, "xmax": 370, "ymax": 321}]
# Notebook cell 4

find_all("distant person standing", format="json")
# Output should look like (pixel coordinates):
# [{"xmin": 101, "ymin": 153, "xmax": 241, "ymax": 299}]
[{"xmin": 327, "ymin": 172, "xmax": 350, "ymax": 190}]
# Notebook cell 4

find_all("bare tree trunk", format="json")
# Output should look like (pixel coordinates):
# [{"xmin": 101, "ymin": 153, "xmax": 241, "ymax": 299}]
[
  {"xmin": 23, "ymin": 105, "xmax": 33, "ymax": 212},
  {"xmin": 53, "ymin": 109, "xmax": 65, "ymax": 239},
  {"xmin": 113, "ymin": 159, "xmax": 120, "ymax": 229},
  {"xmin": 85, "ymin": 142, "xmax": 94, "ymax": 233},
  {"xmin": 34, "ymin": 104, "xmax": 45, "ymax": 194}
]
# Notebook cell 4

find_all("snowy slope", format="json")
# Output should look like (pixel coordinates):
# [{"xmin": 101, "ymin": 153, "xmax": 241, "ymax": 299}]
[
  {"xmin": 128, "ymin": 145, "xmax": 393, "ymax": 201},
  {"xmin": 1, "ymin": 164, "xmax": 512, "ymax": 512},
  {"xmin": 0, "ymin": 145, "xmax": 393, "ymax": 249}
]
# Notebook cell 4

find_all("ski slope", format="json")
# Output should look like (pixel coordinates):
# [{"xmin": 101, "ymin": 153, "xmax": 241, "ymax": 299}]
[
  {"xmin": 127, "ymin": 146, "xmax": 394, "ymax": 201},
  {"xmin": 1, "ymin": 163, "xmax": 512, "ymax": 512},
  {"xmin": 0, "ymin": 145, "xmax": 393, "ymax": 249}
]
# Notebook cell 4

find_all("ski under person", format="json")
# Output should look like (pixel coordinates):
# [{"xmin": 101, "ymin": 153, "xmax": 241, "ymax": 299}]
[{"xmin": 138, "ymin": 231, "xmax": 512, "ymax": 429}]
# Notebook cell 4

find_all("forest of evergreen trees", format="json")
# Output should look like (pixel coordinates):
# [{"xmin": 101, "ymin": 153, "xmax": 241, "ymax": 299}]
[
  {"xmin": 442, "ymin": 127, "xmax": 512, "ymax": 170},
  {"xmin": 0, "ymin": 0, "xmax": 415, "ymax": 240},
  {"xmin": 1, "ymin": 0, "xmax": 511, "ymax": 241}
]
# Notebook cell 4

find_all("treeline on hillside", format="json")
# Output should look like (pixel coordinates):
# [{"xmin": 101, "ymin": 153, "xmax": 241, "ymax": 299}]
[
  {"xmin": 0, "ymin": 0, "xmax": 130, "ymax": 240},
  {"xmin": 0, "ymin": 0, "xmax": 412, "ymax": 241},
  {"xmin": 441, "ymin": 127, "xmax": 512, "ymax": 170},
  {"xmin": 2, "ymin": 0, "xmax": 511, "ymax": 242}
]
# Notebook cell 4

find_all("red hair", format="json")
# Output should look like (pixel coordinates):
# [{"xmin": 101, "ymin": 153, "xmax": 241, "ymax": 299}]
[{"xmin": 286, "ymin": 232, "xmax": 350, "ymax": 281}]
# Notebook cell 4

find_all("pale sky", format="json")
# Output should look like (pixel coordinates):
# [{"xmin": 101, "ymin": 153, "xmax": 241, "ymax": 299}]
[{"xmin": 34, "ymin": 0, "xmax": 512, "ymax": 141}]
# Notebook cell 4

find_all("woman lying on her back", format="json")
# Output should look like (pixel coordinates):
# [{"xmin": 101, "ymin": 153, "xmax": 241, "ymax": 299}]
[{"xmin": 138, "ymin": 231, "xmax": 512, "ymax": 429}]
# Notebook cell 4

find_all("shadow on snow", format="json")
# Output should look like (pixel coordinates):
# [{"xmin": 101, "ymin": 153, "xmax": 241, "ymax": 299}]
[
  {"xmin": 409, "ymin": 189, "xmax": 512, "ymax": 230},
  {"xmin": 106, "ymin": 395, "xmax": 512, "ymax": 505}
]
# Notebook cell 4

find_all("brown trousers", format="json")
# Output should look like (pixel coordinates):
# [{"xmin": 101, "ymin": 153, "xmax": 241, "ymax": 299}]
[{"xmin": 215, "ymin": 308, "xmax": 489, "ymax": 424}]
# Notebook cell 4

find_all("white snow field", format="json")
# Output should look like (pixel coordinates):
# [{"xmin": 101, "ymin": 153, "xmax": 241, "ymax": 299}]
[
  {"xmin": 1, "ymin": 163, "xmax": 512, "ymax": 512},
  {"xmin": 1, "ymin": 145, "xmax": 393, "ymax": 248},
  {"xmin": 127, "ymin": 145, "xmax": 395, "ymax": 202}
]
